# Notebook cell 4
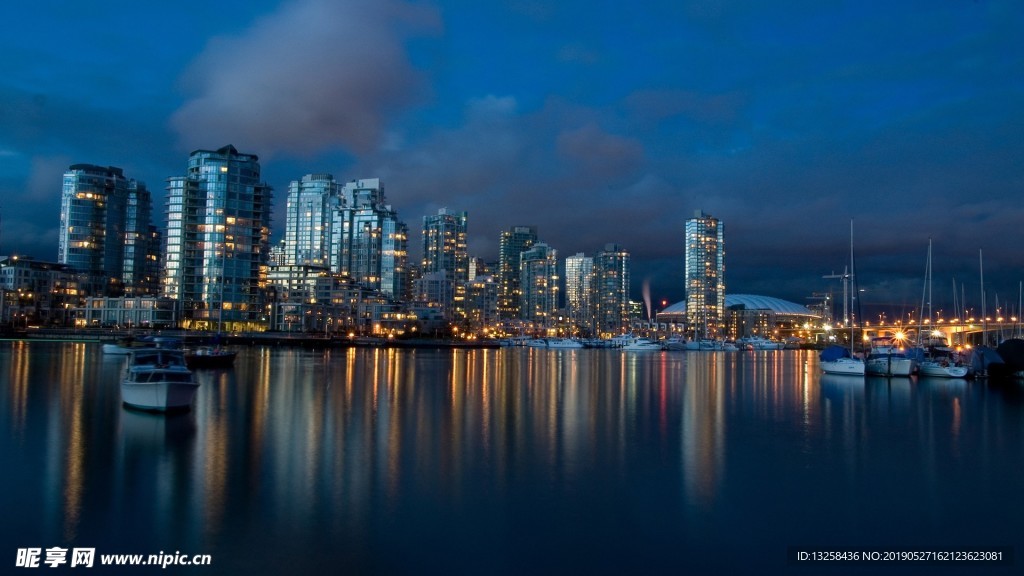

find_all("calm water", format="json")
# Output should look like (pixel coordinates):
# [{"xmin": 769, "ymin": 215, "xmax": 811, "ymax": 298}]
[{"xmin": 1, "ymin": 341, "xmax": 1021, "ymax": 574}]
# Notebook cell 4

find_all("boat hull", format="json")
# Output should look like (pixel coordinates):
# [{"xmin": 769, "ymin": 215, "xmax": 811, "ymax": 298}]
[
  {"xmin": 865, "ymin": 357, "xmax": 915, "ymax": 376},
  {"xmin": 918, "ymin": 361, "xmax": 969, "ymax": 378},
  {"xmin": 821, "ymin": 358, "xmax": 866, "ymax": 376},
  {"xmin": 120, "ymin": 379, "xmax": 200, "ymax": 412}
]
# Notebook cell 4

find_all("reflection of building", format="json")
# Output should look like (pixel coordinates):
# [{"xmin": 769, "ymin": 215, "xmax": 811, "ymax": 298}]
[
  {"xmin": 59, "ymin": 164, "xmax": 159, "ymax": 296},
  {"xmin": 420, "ymin": 208, "xmax": 468, "ymax": 320},
  {"xmin": 497, "ymin": 225, "xmax": 537, "ymax": 320},
  {"xmin": 163, "ymin": 145, "xmax": 273, "ymax": 331},
  {"xmin": 519, "ymin": 242, "xmax": 558, "ymax": 329},
  {"xmin": 594, "ymin": 244, "xmax": 630, "ymax": 336},
  {"xmin": 685, "ymin": 210, "xmax": 724, "ymax": 338}
]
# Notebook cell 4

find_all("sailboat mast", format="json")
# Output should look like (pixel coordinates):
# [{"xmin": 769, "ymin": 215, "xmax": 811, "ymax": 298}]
[
  {"xmin": 980, "ymin": 249, "xmax": 986, "ymax": 347},
  {"xmin": 849, "ymin": 219, "xmax": 855, "ymax": 351}
]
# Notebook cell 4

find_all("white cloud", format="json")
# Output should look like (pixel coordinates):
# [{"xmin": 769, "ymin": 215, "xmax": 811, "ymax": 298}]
[{"xmin": 171, "ymin": 0, "xmax": 440, "ymax": 157}]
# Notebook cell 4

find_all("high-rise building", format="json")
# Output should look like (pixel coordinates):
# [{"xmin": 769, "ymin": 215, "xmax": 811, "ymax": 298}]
[
  {"xmin": 519, "ymin": 242, "xmax": 558, "ymax": 329},
  {"xmin": 284, "ymin": 173, "xmax": 339, "ymax": 268},
  {"xmin": 565, "ymin": 252, "xmax": 595, "ymax": 335},
  {"xmin": 497, "ymin": 225, "xmax": 537, "ymax": 319},
  {"xmin": 685, "ymin": 210, "xmax": 725, "ymax": 339},
  {"xmin": 162, "ymin": 145, "xmax": 273, "ymax": 330},
  {"xmin": 330, "ymin": 178, "xmax": 408, "ymax": 301},
  {"xmin": 421, "ymin": 208, "xmax": 468, "ymax": 320},
  {"xmin": 593, "ymin": 243, "xmax": 630, "ymax": 336},
  {"xmin": 58, "ymin": 164, "xmax": 158, "ymax": 296}
]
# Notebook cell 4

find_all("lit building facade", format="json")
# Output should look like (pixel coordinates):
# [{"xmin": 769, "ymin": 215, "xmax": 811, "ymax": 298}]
[
  {"xmin": 420, "ymin": 208, "xmax": 468, "ymax": 320},
  {"xmin": 58, "ymin": 164, "xmax": 158, "ymax": 296},
  {"xmin": 685, "ymin": 210, "xmax": 725, "ymax": 339},
  {"xmin": 593, "ymin": 243, "xmax": 630, "ymax": 336},
  {"xmin": 497, "ymin": 225, "xmax": 537, "ymax": 319},
  {"xmin": 284, "ymin": 173, "xmax": 339, "ymax": 268},
  {"xmin": 564, "ymin": 252, "xmax": 595, "ymax": 335},
  {"xmin": 519, "ymin": 242, "xmax": 558, "ymax": 329},
  {"xmin": 329, "ymin": 179, "xmax": 408, "ymax": 301},
  {"xmin": 162, "ymin": 145, "xmax": 273, "ymax": 330}
]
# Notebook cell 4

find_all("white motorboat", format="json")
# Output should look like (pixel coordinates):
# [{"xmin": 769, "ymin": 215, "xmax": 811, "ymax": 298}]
[
  {"xmin": 917, "ymin": 348, "xmax": 970, "ymax": 378},
  {"xmin": 820, "ymin": 345, "xmax": 865, "ymax": 376},
  {"xmin": 736, "ymin": 336, "xmax": 784, "ymax": 350},
  {"xmin": 544, "ymin": 338, "xmax": 585, "ymax": 349},
  {"xmin": 620, "ymin": 336, "xmax": 663, "ymax": 351},
  {"xmin": 685, "ymin": 339, "xmax": 738, "ymax": 351},
  {"xmin": 120, "ymin": 348, "xmax": 200, "ymax": 412}
]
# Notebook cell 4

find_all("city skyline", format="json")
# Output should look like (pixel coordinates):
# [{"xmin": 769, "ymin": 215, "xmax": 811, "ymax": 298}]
[{"xmin": 1, "ymin": 1, "xmax": 1022, "ymax": 312}]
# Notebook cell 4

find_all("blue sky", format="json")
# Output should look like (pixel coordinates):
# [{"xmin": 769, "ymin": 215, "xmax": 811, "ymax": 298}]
[{"xmin": 1, "ymin": 0, "xmax": 1022, "ymax": 314}]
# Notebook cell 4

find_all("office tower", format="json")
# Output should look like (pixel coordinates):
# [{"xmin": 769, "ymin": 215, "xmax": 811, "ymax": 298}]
[
  {"xmin": 162, "ymin": 145, "xmax": 272, "ymax": 330},
  {"xmin": 685, "ymin": 210, "xmax": 725, "ymax": 339},
  {"xmin": 593, "ymin": 243, "xmax": 630, "ymax": 336},
  {"xmin": 284, "ymin": 173, "xmax": 339, "ymax": 268},
  {"xmin": 565, "ymin": 252, "xmax": 595, "ymax": 335},
  {"xmin": 519, "ymin": 242, "xmax": 558, "ymax": 328},
  {"xmin": 497, "ymin": 225, "xmax": 537, "ymax": 319},
  {"xmin": 329, "ymin": 178, "xmax": 408, "ymax": 300},
  {"xmin": 58, "ymin": 164, "xmax": 157, "ymax": 296},
  {"xmin": 421, "ymin": 208, "xmax": 468, "ymax": 320}
]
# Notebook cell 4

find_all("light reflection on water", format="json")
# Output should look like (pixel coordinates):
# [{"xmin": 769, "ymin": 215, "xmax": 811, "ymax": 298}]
[{"xmin": 1, "ymin": 342, "xmax": 1021, "ymax": 574}]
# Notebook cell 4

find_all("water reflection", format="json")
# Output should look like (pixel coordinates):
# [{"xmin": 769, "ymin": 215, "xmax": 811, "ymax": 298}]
[{"xmin": 1, "ymin": 343, "xmax": 1022, "ymax": 574}]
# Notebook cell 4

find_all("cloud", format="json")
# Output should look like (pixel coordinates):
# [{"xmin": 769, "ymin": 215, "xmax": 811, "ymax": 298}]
[{"xmin": 170, "ymin": 0, "xmax": 440, "ymax": 157}]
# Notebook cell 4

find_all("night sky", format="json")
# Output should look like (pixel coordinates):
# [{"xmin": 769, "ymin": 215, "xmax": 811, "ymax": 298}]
[{"xmin": 1, "ymin": 1, "xmax": 1021, "ymax": 316}]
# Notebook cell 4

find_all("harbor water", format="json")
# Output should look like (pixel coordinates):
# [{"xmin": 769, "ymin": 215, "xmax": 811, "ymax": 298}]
[{"xmin": 1, "ymin": 341, "xmax": 1021, "ymax": 574}]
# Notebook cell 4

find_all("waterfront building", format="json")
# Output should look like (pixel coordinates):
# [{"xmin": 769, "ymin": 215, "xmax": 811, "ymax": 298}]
[
  {"xmin": 657, "ymin": 294, "xmax": 818, "ymax": 341},
  {"xmin": 75, "ymin": 296, "xmax": 178, "ymax": 329},
  {"xmin": 0, "ymin": 256, "xmax": 80, "ymax": 327},
  {"xmin": 58, "ymin": 164, "xmax": 159, "ymax": 296},
  {"xmin": 162, "ymin": 145, "xmax": 273, "ymax": 331},
  {"xmin": 564, "ymin": 252, "xmax": 595, "ymax": 336},
  {"xmin": 519, "ymin": 242, "xmax": 558, "ymax": 330},
  {"xmin": 284, "ymin": 174, "xmax": 339, "ymax": 268},
  {"xmin": 420, "ymin": 208, "xmax": 468, "ymax": 320},
  {"xmin": 463, "ymin": 274, "xmax": 499, "ymax": 334},
  {"xmin": 593, "ymin": 244, "xmax": 631, "ymax": 336},
  {"xmin": 330, "ymin": 179, "xmax": 408, "ymax": 301},
  {"xmin": 497, "ymin": 225, "xmax": 537, "ymax": 320},
  {"xmin": 685, "ymin": 210, "xmax": 725, "ymax": 339}
]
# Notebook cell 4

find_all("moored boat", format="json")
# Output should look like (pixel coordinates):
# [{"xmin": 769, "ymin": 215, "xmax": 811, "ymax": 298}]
[
  {"xmin": 620, "ymin": 336, "xmax": 663, "ymax": 351},
  {"xmin": 865, "ymin": 337, "xmax": 916, "ymax": 377},
  {"xmin": 184, "ymin": 347, "xmax": 237, "ymax": 369},
  {"xmin": 820, "ymin": 344, "xmax": 865, "ymax": 376},
  {"xmin": 121, "ymin": 348, "xmax": 200, "ymax": 412}
]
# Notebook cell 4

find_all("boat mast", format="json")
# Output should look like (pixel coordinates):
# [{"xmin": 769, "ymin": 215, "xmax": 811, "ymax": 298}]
[{"xmin": 980, "ymin": 249, "xmax": 986, "ymax": 347}]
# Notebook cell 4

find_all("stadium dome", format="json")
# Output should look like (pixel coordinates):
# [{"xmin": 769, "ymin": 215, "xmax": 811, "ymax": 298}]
[{"xmin": 658, "ymin": 295, "xmax": 816, "ymax": 317}]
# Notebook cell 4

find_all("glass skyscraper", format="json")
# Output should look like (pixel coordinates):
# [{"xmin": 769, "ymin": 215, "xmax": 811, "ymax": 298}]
[
  {"xmin": 284, "ymin": 173, "xmax": 339, "ymax": 268},
  {"xmin": 564, "ymin": 252, "xmax": 594, "ymax": 335},
  {"xmin": 497, "ymin": 225, "xmax": 537, "ymax": 320},
  {"xmin": 593, "ymin": 243, "xmax": 630, "ymax": 336},
  {"xmin": 162, "ymin": 145, "xmax": 272, "ymax": 330},
  {"xmin": 330, "ymin": 178, "xmax": 408, "ymax": 301},
  {"xmin": 421, "ymin": 208, "xmax": 468, "ymax": 320},
  {"xmin": 685, "ymin": 210, "xmax": 725, "ymax": 339},
  {"xmin": 519, "ymin": 242, "xmax": 558, "ymax": 328},
  {"xmin": 58, "ymin": 164, "xmax": 158, "ymax": 296}
]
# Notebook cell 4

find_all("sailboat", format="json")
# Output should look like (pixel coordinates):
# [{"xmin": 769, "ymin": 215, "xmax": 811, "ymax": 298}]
[
  {"xmin": 916, "ymin": 240, "xmax": 969, "ymax": 378},
  {"xmin": 820, "ymin": 221, "xmax": 865, "ymax": 376}
]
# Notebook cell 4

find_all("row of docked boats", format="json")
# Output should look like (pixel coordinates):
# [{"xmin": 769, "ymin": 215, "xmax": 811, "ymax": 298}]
[
  {"xmin": 502, "ymin": 334, "xmax": 788, "ymax": 351},
  {"xmin": 820, "ymin": 336, "xmax": 970, "ymax": 378},
  {"xmin": 105, "ymin": 336, "xmax": 237, "ymax": 412}
]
